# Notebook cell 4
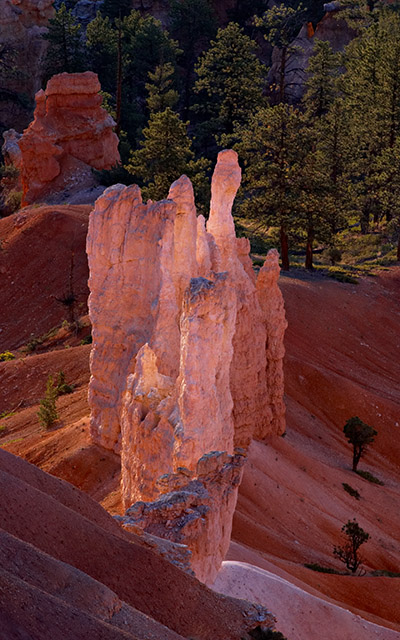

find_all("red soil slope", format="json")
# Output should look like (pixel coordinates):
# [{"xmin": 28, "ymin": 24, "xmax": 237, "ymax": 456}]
[
  {"xmin": 1, "ymin": 206, "xmax": 400, "ymax": 635},
  {"xmin": 0, "ymin": 447, "xmax": 271, "ymax": 640}
]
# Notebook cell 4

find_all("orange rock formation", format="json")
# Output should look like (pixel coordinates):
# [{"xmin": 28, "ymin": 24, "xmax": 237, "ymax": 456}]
[
  {"xmin": 19, "ymin": 72, "xmax": 120, "ymax": 205},
  {"xmin": 87, "ymin": 150, "xmax": 287, "ymax": 582}
]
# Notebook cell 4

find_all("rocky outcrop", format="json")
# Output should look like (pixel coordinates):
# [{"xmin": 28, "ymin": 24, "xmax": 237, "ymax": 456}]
[
  {"xmin": 120, "ymin": 451, "xmax": 245, "ymax": 584},
  {"xmin": 87, "ymin": 149, "xmax": 287, "ymax": 582},
  {"xmin": 268, "ymin": 10, "xmax": 356, "ymax": 103},
  {"xmin": 0, "ymin": 0, "xmax": 54, "ymax": 131},
  {"xmin": 19, "ymin": 72, "xmax": 120, "ymax": 205}
]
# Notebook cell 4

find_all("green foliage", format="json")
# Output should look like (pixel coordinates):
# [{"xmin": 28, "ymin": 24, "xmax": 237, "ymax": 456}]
[
  {"xmin": 304, "ymin": 39, "xmax": 342, "ymax": 118},
  {"xmin": 125, "ymin": 107, "xmax": 208, "ymax": 204},
  {"xmin": 42, "ymin": 3, "xmax": 84, "ymax": 80},
  {"xmin": 356, "ymin": 469, "xmax": 384, "ymax": 485},
  {"xmin": 146, "ymin": 63, "xmax": 179, "ymax": 113},
  {"xmin": 254, "ymin": 3, "xmax": 306, "ymax": 103},
  {"xmin": 80, "ymin": 334, "xmax": 92, "ymax": 345},
  {"xmin": 56, "ymin": 371, "xmax": 75, "ymax": 395},
  {"xmin": 37, "ymin": 375, "xmax": 59, "ymax": 429},
  {"xmin": 4, "ymin": 190, "xmax": 22, "ymax": 213},
  {"xmin": 0, "ymin": 351, "xmax": 15, "ymax": 361},
  {"xmin": 304, "ymin": 562, "xmax": 340, "ymax": 574},
  {"xmin": 193, "ymin": 22, "xmax": 264, "ymax": 151},
  {"xmin": 333, "ymin": 519, "xmax": 370, "ymax": 574},
  {"xmin": 342, "ymin": 483, "xmax": 361, "ymax": 500},
  {"xmin": 87, "ymin": 10, "xmax": 180, "ymax": 142},
  {"xmin": 343, "ymin": 416, "xmax": 377, "ymax": 472},
  {"xmin": 0, "ymin": 164, "xmax": 19, "ymax": 180},
  {"xmin": 247, "ymin": 628, "xmax": 288, "ymax": 640}
]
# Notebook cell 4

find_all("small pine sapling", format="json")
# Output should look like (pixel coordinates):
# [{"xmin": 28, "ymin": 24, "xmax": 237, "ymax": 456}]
[{"xmin": 38, "ymin": 375, "xmax": 59, "ymax": 429}]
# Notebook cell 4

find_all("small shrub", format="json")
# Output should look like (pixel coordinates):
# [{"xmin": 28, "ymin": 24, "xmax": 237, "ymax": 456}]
[
  {"xmin": 0, "ymin": 351, "xmax": 15, "ymax": 361},
  {"xmin": 371, "ymin": 570, "xmax": 400, "ymax": 577},
  {"xmin": 333, "ymin": 519, "xmax": 370, "ymax": 574},
  {"xmin": 356, "ymin": 469, "xmax": 384, "ymax": 485},
  {"xmin": 304, "ymin": 563, "xmax": 340, "ymax": 574},
  {"xmin": 0, "ymin": 164, "xmax": 20, "ymax": 180},
  {"xmin": 342, "ymin": 483, "xmax": 361, "ymax": 500},
  {"xmin": 56, "ymin": 371, "xmax": 75, "ymax": 395},
  {"xmin": 38, "ymin": 375, "xmax": 58, "ymax": 429},
  {"xmin": 328, "ymin": 246, "xmax": 342, "ymax": 266},
  {"xmin": 80, "ymin": 334, "xmax": 92, "ymax": 345},
  {"xmin": 0, "ymin": 424, "xmax": 7, "ymax": 434},
  {"xmin": 327, "ymin": 268, "xmax": 358, "ymax": 284},
  {"xmin": 247, "ymin": 628, "xmax": 288, "ymax": 640},
  {"xmin": 5, "ymin": 190, "xmax": 22, "ymax": 213}
]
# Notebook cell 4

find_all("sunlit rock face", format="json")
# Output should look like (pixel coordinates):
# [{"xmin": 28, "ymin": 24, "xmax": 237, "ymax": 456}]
[
  {"xmin": 87, "ymin": 150, "xmax": 287, "ymax": 582},
  {"xmin": 19, "ymin": 72, "xmax": 120, "ymax": 205}
]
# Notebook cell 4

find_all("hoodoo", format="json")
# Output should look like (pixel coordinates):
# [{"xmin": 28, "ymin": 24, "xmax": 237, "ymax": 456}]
[
  {"xmin": 19, "ymin": 71, "xmax": 120, "ymax": 205},
  {"xmin": 87, "ymin": 150, "xmax": 287, "ymax": 583}
]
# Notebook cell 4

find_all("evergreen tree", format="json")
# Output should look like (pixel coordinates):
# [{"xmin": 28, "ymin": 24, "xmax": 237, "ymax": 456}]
[
  {"xmin": 235, "ymin": 104, "xmax": 308, "ymax": 270},
  {"xmin": 87, "ymin": 11, "xmax": 180, "ymax": 143},
  {"xmin": 43, "ymin": 3, "xmax": 83, "ymax": 81},
  {"xmin": 146, "ymin": 63, "xmax": 179, "ymax": 112},
  {"xmin": 169, "ymin": 0, "xmax": 216, "ymax": 117},
  {"xmin": 254, "ymin": 3, "xmax": 306, "ymax": 104},
  {"xmin": 342, "ymin": 11, "xmax": 400, "ymax": 231},
  {"xmin": 125, "ymin": 107, "xmax": 208, "ymax": 203},
  {"xmin": 333, "ymin": 519, "xmax": 370, "ymax": 574},
  {"xmin": 304, "ymin": 39, "xmax": 342, "ymax": 118},
  {"xmin": 101, "ymin": 0, "xmax": 132, "ymax": 20},
  {"xmin": 37, "ymin": 375, "xmax": 59, "ymax": 429},
  {"xmin": 193, "ymin": 22, "xmax": 264, "ymax": 153}
]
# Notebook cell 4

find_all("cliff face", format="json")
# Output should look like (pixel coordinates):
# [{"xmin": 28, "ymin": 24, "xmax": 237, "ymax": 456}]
[
  {"xmin": 87, "ymin": 150, "xmax": 287, "ymax": 583},
  {"xmin": 0, "ymin": 0, "xmax": 54, "ymax": 132},
  {"xmin": 19, "ymin": 72, "xmax": 120, "ymax": 205}
]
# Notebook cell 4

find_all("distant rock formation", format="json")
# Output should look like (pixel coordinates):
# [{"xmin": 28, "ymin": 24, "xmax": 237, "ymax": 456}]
[
  {"xmin": 0, "ymin": 0, "xmax": 54, "ymax": 131},
  {"xmin": 269, "ymin": 10, "xmax": 356, "ymax": 103},
  {"xmin": 19, "ymin": 71, "xmax": 120, "ymax": 205},
  {"xmin": 87, "ymin": 149, "xmax": 287, "ymax": 583}
]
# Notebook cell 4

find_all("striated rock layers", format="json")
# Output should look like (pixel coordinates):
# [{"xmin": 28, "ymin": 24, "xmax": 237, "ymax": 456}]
[
  {"xmin": 19, "ymin": 72, "xmax": 120, "ymax": 205},
  {"xmin": 87, "ymin": 149, "xmax": 287, "ymax": 583}
]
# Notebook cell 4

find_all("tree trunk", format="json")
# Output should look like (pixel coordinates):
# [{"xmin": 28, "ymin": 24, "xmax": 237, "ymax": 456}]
[
  {"xmin": 305, "ymin": 225, "xmax": 314, "ymax": 270},
  {"xmin": 397, "ymin": 234, "xmax": 400, "ymax": 262},
  {"xmin": 116, "ymin": 21, "xmax": 122, "ymax": 137},
  {"xmin": 280, "ymin": 225, "xmax": 290, "ymax": 271},
  {"xmin": 352, "ymin": 447, "xmax": 361, "ymax": 472}
]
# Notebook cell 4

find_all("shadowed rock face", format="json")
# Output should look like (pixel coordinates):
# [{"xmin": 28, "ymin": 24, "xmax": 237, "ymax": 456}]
[
  {"xmin": 19, "ymin": 72, "xmax": 120, "ymax": 205},
  {"xmin": 87, "ymin": 150, "xmax": 287, "ymax": 583}
]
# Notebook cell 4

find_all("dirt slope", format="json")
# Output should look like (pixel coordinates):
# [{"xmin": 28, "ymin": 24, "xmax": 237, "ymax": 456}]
[
  {"xmin": 0, "ymin": 447, "xmax": 270, "ymax": 640},
  {"xmin": 226, "ymin": 269, "xmax": 400, "ymax": 636},
  {"xmin": 1, "ymin": 206, "xmax": 400, "ymax": 637}
]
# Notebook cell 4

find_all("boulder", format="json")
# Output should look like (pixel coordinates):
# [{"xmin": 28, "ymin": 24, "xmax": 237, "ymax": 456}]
[{"xmin": 19, "ymin": 72, "xmax": 120, "ymax": 205}]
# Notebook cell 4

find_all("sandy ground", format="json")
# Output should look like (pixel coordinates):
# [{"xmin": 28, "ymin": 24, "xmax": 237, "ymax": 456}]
[{"xmin": 1, "ymin": 206, "xmax": 400, "ymax": 638}]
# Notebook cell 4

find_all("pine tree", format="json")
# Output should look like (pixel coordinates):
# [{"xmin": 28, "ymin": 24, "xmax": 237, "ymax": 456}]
[
  {"xmin": 169, "ymin": 0, "xmax": 216, "ymax": 116},
  {"xmin": 254, "ymin": 3, "xmax": 306, "ymax": 104},
  {"xmin": 342, "ymin": 11, "xmax": 400, "ymax": 231},
  {"xmin": 38, "ymin": 375, "xmax": 59, "ymax": 429},
  {"xmin": 235, "ymin": 104, "xmax": 308, "ymax": 270},
  {"xmin": 125, "ymin": 107, "xmax": 207, "ymax": 202},
  {"xmin": 304, "ymin": 39, "xmax": 342, "ymax": 118},
  {"xmin": 146, "ymin": 63, "xmax": 179, "ymax": 113},
  {"xmin": 43, "ymin": 3, "xmax": 83, "ymax": 81},
  {"xmin": 87, "ymin": 11, "xmax": 180, "ymax": 143},
  {"xmin": 193, "ymin": 22, "xmax": 264, "ymax": 152}
]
